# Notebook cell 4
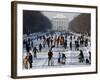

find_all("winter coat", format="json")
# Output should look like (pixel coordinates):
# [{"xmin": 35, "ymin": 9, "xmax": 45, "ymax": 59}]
[{"xmin": 48, "ymin": 51, "xmax": 53, "ymax": 59}]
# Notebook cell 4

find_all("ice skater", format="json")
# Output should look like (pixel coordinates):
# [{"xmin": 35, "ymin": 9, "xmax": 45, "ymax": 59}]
[
  {"xmin": 47, "ymin": 37, "xmax": 50, "ymax": 47},
  {"xmin": 33, "ymin": 47, "xmax": 38, "ymax": 58},
  {"xmin": 48, "ymin": 50, "xmax": 53, "ymax": 66},
  {"xmin": 25, "ymin": 39, "xmax": 31, "ymax": 53},
  {"xmin": 78, "ymin": 50, "xmax": 84, "ymax": 63},
  {"xmin": 60, "ymin": 36, "xmax": 64, "ymax": 45},
  {"xmin": 29, "ymin": 53, "xmax": 33, "ymax": 68},
  {"xmin": 86, "ymin": 51, "xmax": 91, "ymax": 64},
  {"xmin": 61, "ymin": 53, "xmax": 66, "ymax": 64},
  {"xmin": 75, "ymin": 40, "xmax": 79, "ymax": 50},
  {"xmin": 23, "ymin": 55, "xmax": 29, "ymax": 69},
  {"xmin": 57, "ymin": 36, "xmax": 60, "ymax": 47},
  {"xmin": 70, "ymin": 41, "xmax": 72, "ymax": 50},
  {"xmin": 39, "ymin": 43, "xmax": 42, "ymax": 52},
  {"xmin": 50, "ymin": 37, "xmax": 53, "ymax": 46},
  {"xmin": 85, "ymin": 38, "xmax": 88, "ymax": 47},
  {"xmin": 58, "ymin": 52, "xmax": 61, "ymax": 63},
  {"xmin": 43, "ymin": 36, "xmax": 46, "ymax": 48},
  {"xmin": 31, "ymin": 40, "xmax": 33, "ymax": 49},
  {"xmin": 64, "ymin": 40, "xmax": 67, "ymax": 49}
]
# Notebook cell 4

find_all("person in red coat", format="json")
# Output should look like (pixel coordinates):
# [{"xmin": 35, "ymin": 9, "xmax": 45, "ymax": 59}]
[{"xmin": 48, "ymin": 50, "xmax": 53, "ymax": 66}]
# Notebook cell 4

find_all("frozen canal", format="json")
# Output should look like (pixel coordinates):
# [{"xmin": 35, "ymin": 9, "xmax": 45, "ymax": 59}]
[
  {"xmin": 23, "ymin": 47, "xmax": 90, "ymax": 69},
  {"xmin": 23, "ymin": 32, "xmax": 91, "ymax": 69}
]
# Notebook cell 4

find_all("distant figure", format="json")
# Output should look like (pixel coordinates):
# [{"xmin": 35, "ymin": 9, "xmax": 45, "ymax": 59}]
[
  {"xmin": 64, "ymin": 40, "xmax": 67, "ymax": 49},
  {"xmin": 78, "ymin": 50, "xmax": 84, "ymax": 63},
  {"xmin": 54, "ymin": 36, "xmax": 57, "ymax": 46},
  {"xmin": 23, "ymin": 39, "xmax": 26, "ymax": 48},
  {"xmin": 31, "ymin": 40, "xmax": 33, "ymax": 49},
  {"xmin": 75, "ymin": 40, "xmax": 77, "ymax": 50},
  {"xmin": 70, "ymin": 36, "xmax": 72, "ymax": 40},
  {"xmin": 33, "ymin": 47, "xmax": 38, "ymax": 58},
  {"xmin": 70, "ymin": 41, "xmax": 72, "ymax": 50},
  {"xmin": 29, "ymin": 53, "xmax": 33, "ymax": 68},
  {"xmin": 57, "ymin": 36, "xmax": 60, "ymax": 47},
  {"xmin": 86, "ymin": 58, "xmax": 90, "ymax": 64},
  {"xmin": 61, "ymin": 53, "xmax": 66, "ymax": 64},
  {"xmin": 58, "ymin": 52, "xmax": 61, "ymax": 63},
  {"xmin": 43, "ymin": 39, "xmax": 46, "ymax": 48},
  {"xmin": 39, "ymin": 44, "xmax": 42, "ymax": 52},
  {"xmin": 48, "ymin": 50, "xmax": 53, "ymax": 66},
  {"xmin": 26, "ymin": 39, "xmax": 31, "ymax": 53},
  {"xmin": 37, "ymin": 35, "xmax": 39, "ymax": 40},
  {"xmin": 75, "ymin": 40, "xmax": 79, "ymax": 50},
  {"xmin": 88, "ymin": 51, "xmax": 91, "ymax": 64},
  {"xmin": 80, "ymin": 38, "xmax": 84, "ymax": 47},
  {"xmin": 47, "ymin": 37, "xmax": 50, "ymax": 47},
  {"xmin": 50, "ymin": 37, "xmax": 53, "ymax": 46},
  {"xmin": 60, "ymin": 36, "xmax": 64, "ymax": 45},
  {"xmin": 43, "ymin": 36, "xmax": 46, "ymax": 48},
  {"xmin": 39, "ymin": 36, "xmax": 42, "ymax": 40},
  {"xmin": 89, "ymin": 51, "xmax": 91, "ymax": 61},
  {"xmin": 85, "ymin": 38, "xmax": 88, "ymax": 47}
]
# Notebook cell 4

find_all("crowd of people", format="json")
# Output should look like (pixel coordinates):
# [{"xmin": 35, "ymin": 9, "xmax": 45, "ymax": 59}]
[{"xmin": 23, "ymin": 31, "xmax": 91, "ymax": 69}]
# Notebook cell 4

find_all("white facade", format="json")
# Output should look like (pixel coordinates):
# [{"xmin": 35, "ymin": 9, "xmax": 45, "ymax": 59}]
[{"xmin": 51, "ymin": 14, "xmax": 68, "ymax": 31}]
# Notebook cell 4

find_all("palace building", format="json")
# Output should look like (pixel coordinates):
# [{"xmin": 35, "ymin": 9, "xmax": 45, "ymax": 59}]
[{"xmin": 51, "ymin": 14, "xmax": 68, "ymax": 32}]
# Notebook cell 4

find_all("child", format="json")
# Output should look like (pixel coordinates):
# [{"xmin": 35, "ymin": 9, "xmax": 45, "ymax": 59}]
[{"xmin": 23, "ymin": 56, "xmax": 29, "ymax": 69}]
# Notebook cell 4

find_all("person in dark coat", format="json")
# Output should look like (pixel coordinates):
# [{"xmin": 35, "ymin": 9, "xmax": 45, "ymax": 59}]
[
  {"xmin": 29, "ymin": 53, "xmax": 33, "ymax": 68},
  {"xmin": 78, "ymin": 50, "xmax": 84, "ymax": 63},
  {"xmin": 26, "ymin": 42, "xmax": 30, "ymax": 53},
  {"xmin": 70, "ymin": 41, "xmax": 72, "ymax": 50},
  {"xmin": 23, "ymin": 39, "xmax": 26, "ymax": 48},
  {"xmin": 26, "ymin": 39, "xmax": 31, "ymax": 53},
  {"xmin": 61, "ymin": 53, "xmax": 66, "ymax": 64},
  {"xmin": 50, "ymin": 37, "xmax": 53, "ymax": 47},
  {"xmin": 85, "ymin": 38, "xmax": 88, "ymax": 47},
  {"xmin": 33, "ymin": 47, "xmax": 38, "ymax": 58},
  {"xmin": 39, "ymin": 44, "xmax": 42, "ymax": 52},
  {"xmin": 70, "ymin": 36, "xmax": 72, "ymax": 40},
  {"xmin": 86, "ymin": 58, "xmax": 90, "ymax": 64},
  {"xmin": 47, "ymin": 37, "xmax": 50, "ymax": 47},
  {"xmin": 58, "ymin": 52, "xmax": 61, "ymax": 63},
  {"xmin": 75, "ymin": 40, "xmax": 77, "ymax": 50},
  {"xmin": 76, "ymin": 40, "xmax": 79, "ymax": 50},
  {"xmin": 48, "ymin": 50, "xmax": 53, "ymax": 66},
  {"xmin": 88, "ymin": 51, "xmax": 91, "ymax": 64},
  {"xmin": 64, "ymin": 40, "xmax": 67, "ymax": 49},
  {"xmin": 39, "ymin": 36, "xmax": 42, "ymax": 40},
  {"xmin": 89, "ymin": 51, "xmax": 91, "ymax": 61}
]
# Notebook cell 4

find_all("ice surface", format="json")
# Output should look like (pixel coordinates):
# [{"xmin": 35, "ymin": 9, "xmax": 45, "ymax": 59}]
[{"xmin": 23, "ymin": 32, "xmax": 91, "ymax": 69}]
